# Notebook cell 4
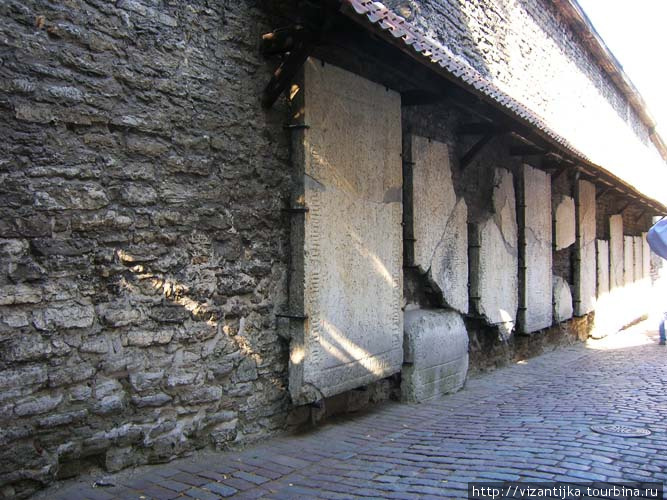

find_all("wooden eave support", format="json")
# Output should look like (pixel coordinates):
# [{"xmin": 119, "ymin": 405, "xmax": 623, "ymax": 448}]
[
  {"xmin": 261, "ymin": 39, "xmax": 312, "ymax": 109},
  {"xmin": 596, "ymin": 186, "xmax": 614, "ymax": 199},
  {"xmin": 261, "ymin": 4, "xmax": 336, "ymax": 109},
  {"xmin": 401, "ymin": 89, "xmax": 447, "ymax": 106},
  {"xmin": 458, "ymin": 122, "xmax": 504, "ymax": 135},
  {"xmin": 509, "ymin": 145, "xmax": 545, "ymax": 156},
  {"xmin": 459, "ymin": 133, "xmax": 495, "ymax": 169},
  {"xmin": 261, "ymin": 26, "xmax": 312, "ymax": 55}
]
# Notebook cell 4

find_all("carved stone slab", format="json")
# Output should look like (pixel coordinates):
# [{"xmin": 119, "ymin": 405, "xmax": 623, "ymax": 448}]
[
  {"xmin": 410, "ymin": 136, "xmax": 468, "ymax": 314},
  {"xmin": 623, "ymin": 236, "xmax": 634, "ymax": 286},
  {"xmin": 402, "ymin": 309, "xmax": 468, "ymax": 403},
  {"xmin": 288, "ymin": 58, "xmax": 403, "ymax": 404},
  {"xmin": 633, "ymin": 236, "xmax": 643, "ymax": 282},
  {"xmin": 596, "ymin": 240, "xmax": 609, "ymax": 297},
  {"xmin": 519, "ymin": 164, "xmax": 552, "ymax": 333},
  {"xmin": 553, "ymin": 194, "xmax": 576, "ymax": 250},
  {"xmin": 574, "ymin": 180, "xmax": 596, "ymax": 316},
  {"xmin": 553, "ymin": 276, "xmax": 573, "ymax": 323},
  {"xmin": 470, "ymin": 168, "xmax": 518, "ymax": 337},
  {"xmin": 609, "ymin": 215, "xmax": 624, "ymax": 290},
  {"xmin": 642, "ymin": 233, "xmax": 651, "ymax": 279}
]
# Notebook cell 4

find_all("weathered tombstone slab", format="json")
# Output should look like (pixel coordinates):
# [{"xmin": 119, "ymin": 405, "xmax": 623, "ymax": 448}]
[
  {"xmin": 642, "ymin": 233, "xmax": 651, "ymax": 279},
  {"xmin": 623, "ymin": 236, "xmax": 634, "ymax": 285},
  {"xmin": 609, "ymin": 215, "xmax": 623, "ymax": 289},
  {"xmin": 596, "ymin": 240, "xmax": 609, "ymax": 297},
  {"xmin": 470, "ymin": 168, "xmax": 518, "ymax": 337},
  {"xmin": 574, "ymin": 180, "xmax": 596, "ymax": 316},
  {"xmin": 633, "ymin": 236, "xmax": 643, "ymax": 282},
  {"xmin": 288, "ymin": 58, "xmax": 403, "ymax": 404},
  {"xmin": 553, "ymin": 276, "xmax": 573, "ymax": 322},
  {"xmin": 402, "ymin": 308, "xmax": 468, "ymax": 403},
  {"xmin": 519, "ymin": 165, "xmax": 552, "ymax": 333},
  {"xmin": 553, "ymin": 194, "xmax": 576, "ymax": 250},
  {"xmin": 409, "ymin": 136, "xmax": 468, "ymax": 314}
]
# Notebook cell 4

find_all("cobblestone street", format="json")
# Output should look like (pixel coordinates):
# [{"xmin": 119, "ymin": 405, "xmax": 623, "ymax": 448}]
[{"xmin": 39, "ymin": 321, "xmax": 667, "ymax": 500}]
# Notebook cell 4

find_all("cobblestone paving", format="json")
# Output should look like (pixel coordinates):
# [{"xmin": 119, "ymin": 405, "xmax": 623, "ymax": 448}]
[{"xmin": 39, "ymin": 323, "xmax": 667, "ymax": 499}]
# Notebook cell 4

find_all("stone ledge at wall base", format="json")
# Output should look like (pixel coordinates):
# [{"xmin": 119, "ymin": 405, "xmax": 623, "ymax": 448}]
[
  {"xmin": 285, "ymin": 377, "xmax": 400, "ymax": 430},
  {"xmin": 401, "ymin": 308, "xmax": 469, "ymax": 403},
  {"xmin": 467, "ymin": 314, "xmax": 592, "ymax": 375}
]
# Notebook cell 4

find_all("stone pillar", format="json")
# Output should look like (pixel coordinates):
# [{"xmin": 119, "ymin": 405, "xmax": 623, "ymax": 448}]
[
  {"xmin": 518, "ymin": 164, "xmax": 552, "ymax": 333},
  {"xmin": 469, "ymin": 168, "xmax": 518, "ymax": 337},
  {"xmin": 574, "ymin": 179, "xmax": 596, "ymax": 316},
  {"xmin": 408, "ymin": 135, "xmax": 468, "ymax": 314},
  {"xmin": 609, "ymin": 215, "xmax": 624, "ymax": 289},
  {"xmin": 288, "ymin": 58, "xmax": 403, "ymax": 404},
  {"xmin": 401, "ymin": 309, "xmax": 468, "ymax": 403}
]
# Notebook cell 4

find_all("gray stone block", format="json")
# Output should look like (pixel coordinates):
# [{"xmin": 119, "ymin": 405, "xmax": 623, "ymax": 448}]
[
  {"xmin": 642, "ymin": 233, "xmax": 651, "ymax": 279},
  {"xmin": 401, "ymin": 309, "xmax": 468, "ymax": 403},
  {"xmin": 288, "ymin": 58, "xmax": 403, "ymax": 405},
  {"xmin": 609, "ymin": 215, "xmax": 623, "ymax": 289},
  {"xmin": 410, "ymin": 136, "xmax": 468, "ymax": 314},
  {"xmin": 553, "ymin": 194, "xmax": 576, "ymax": 250},
  {"xmin": 596, "ymin": 240, "xmax": 609, "ymax": 297},
  {"xmin": 624, "ymin": 236, "xmax": 634, "ymax": 285},
  {"xmin": 519, "ymin": 164, "xmax": 552, "ymax": 333},
  {"xmin": 633, "ymin": 236, "xmax": 643, "ymax": 283},
  {"xmin": 553, "ymin": 276, "xmax": 573, "ymax": 323},
  {"xmin": 574, "ymin": 180, "xmax": 596, "ymax": 316},
  {"xmin": 470, "ymin": 168, "xmax": 518, "ymax": 337}
]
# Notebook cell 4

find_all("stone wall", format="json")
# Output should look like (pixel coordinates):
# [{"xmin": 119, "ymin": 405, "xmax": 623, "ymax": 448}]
[
  {"xmin": 2, "ymin": 0, "xmax": 664, "ymax": 496},
  {"xmin": 405, "ymin": 0, "xmax": 667, "ymax": 204},
  {"xmin": 0, "ymin": 2, "xmax": 292, "ymax": 496}
]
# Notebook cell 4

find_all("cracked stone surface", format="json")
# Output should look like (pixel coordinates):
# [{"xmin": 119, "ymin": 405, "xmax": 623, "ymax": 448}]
[
  {"xmin": 574, "ymin": 180, "xmax": 596, "ymax": 316},
  {"xmin": 609, "ymin": 215, "xmax": 624, "ymax": 290},
  {"xmin": 553, "ymin": 194, "xmax": 576, "ymax": 250},
  {"xmin": 288, "ymin": 58, "xmax": 403, "ymax": 404},
  {"xmin": 410, "ymin": 136, "xmax": 468, "ymax": 314},
  {"xmin": 596, "ymin": 239, "xmax": 609, "ymax": 298},
  {"xmin": 520, "ymin": 164, "xmax": 552, "ymax": 333},
  {"xmin": 470, "ymin": 168, "xmax": 518, "ymax": 337},
  {"xmin": 552, "ymin": 275, "xmax": 573, "ymax": 322},
  {"xmin": 401, "ymin": 308, "xmax": 468, "ymax": 403}
]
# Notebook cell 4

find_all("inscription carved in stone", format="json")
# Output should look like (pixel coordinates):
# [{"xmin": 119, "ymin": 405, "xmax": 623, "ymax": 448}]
[
  {"xmin": 574, "ymin": 180, "xmax": 596, "ymax": 316},
  {"xmin": 519, "ymin": 164, "xmax": 552, "ymax": 333},
  {"xmin": 288, "ymin": 58, "xmax": 403, "ymax": 404}
]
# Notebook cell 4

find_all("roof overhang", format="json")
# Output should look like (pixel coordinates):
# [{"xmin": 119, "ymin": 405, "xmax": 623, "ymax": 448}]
[{"xmin": 337, "ymin": 0, "xmax": 667, "ymax": 214}]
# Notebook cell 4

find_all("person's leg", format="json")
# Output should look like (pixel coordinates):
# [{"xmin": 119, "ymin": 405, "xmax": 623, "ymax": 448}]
[{"xmin": 660, "ymin": 316, "xmax": 666, "ymax": 345}]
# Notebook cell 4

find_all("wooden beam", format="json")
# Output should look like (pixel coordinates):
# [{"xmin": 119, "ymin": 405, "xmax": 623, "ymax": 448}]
[
  {"xmin": 550, "ymin": 163, "xmax": 570, "ymax": 182},
  {"xmin": 261, "ymin": 26, "xmax": 312, "ymax": 55},
  {"xmin": 510, "ymin": 145, "xmax": 545, "ymax": 156},
  {"xmin": 460, "ymin": 134, "xmax": 494, "ymax": 169},
  {"xmin": 596, "ymin": 186, "xmax": 613, "ymax": 199},
  {"xmin": 401, "ymin": 89, "xmax": 446, "ymax": 106},
  {"xmin": 261, "ymin": 42, "xmax": 311, "ymax": 109},
  {"xmin": 458, "ymin": 122, "xmax": 503, "ymax": 135},
  {"xmin": 618, "ymin": 201, "xmax": 632, "ymax": 213}
]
